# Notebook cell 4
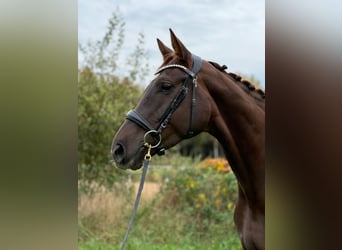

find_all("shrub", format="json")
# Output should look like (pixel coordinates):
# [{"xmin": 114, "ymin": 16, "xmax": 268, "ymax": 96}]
[
  {"xmin": 199, "ymin": 158, "xmax": 231, "ymax": 173},
  {"xmin": 161, "ymin": 158, "xmax": 238, "ymax": 234}
]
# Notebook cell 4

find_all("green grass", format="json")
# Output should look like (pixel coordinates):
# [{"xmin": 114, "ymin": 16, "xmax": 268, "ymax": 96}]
[
  {"xmin": 79, "ymin": 236, "xmax": 241, "ymax": 250},
  {"xmin": 78, "ymin": 158, "xmax": 242, "ymax": 250}
]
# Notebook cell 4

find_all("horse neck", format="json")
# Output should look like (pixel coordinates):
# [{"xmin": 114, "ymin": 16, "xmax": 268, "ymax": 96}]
[{"xmin": 203, "ymin": 68, "xmax": 265, "ymax": 206}]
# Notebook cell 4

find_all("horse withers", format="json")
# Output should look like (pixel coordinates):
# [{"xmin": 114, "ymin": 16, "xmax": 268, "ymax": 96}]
[{"xmin": 112, "ymin": 29, "xmax": 265, "ymax": 250}]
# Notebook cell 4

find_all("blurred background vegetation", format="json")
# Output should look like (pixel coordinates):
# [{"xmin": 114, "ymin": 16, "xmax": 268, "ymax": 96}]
[{"xmin": 78, "ymin": 10, "xmax": 259, "ymax": 250}]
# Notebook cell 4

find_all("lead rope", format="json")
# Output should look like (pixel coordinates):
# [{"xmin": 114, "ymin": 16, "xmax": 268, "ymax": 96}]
[{"xmin": 120, "ymin": 143, "xmax": 152, "ymax": 250}]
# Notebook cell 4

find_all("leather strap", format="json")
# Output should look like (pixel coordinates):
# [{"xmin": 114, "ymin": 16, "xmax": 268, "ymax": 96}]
[
  {"xmin": 126, "ymin": 110, "xmax": 154, "ymax": 131},
  {"xmin": 125, "ymin": 54, "xmax": 202, "ymax": 155}
]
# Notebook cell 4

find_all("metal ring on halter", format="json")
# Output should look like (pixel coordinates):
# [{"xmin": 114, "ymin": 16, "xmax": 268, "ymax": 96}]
[{"xmin": 143, "ymin": 130, "xmax": 162, "ymax": 149}]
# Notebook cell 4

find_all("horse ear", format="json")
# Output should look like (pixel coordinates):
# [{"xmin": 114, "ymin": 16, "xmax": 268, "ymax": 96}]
[
  {"xmin": 157, "ymin": 38, "xmax": 173, "ymax": 59},
  {"xmin": 169, "ymin": 29, "xmax": 192, "ymax": 66}
]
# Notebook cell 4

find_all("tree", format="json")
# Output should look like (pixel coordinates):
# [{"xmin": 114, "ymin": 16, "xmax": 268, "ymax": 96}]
[
  {"xmin": 126, "ymin": 32, "xmax": 149, "ymax": 83},
  {"xmin": 79, "ymin": 10, "xmax": 149, "ymax": 82},
  {"xmin": 78, "ymin": 10, "xmax": 148, "ymax": 189},
  {"xmin": 79, "ymin": 10, "xmax": 125, "ymax": 75},
  {"xmin": 78, "ymin": 68, "xmax": 141, "ymax": 189}
]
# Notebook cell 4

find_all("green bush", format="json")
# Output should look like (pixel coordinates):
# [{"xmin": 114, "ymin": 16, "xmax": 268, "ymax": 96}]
[
  {"xmin": 161, "ymin": 160, "xmax": 238, "ymax": 235},
  {"xmin": 125, "ymin": 158, "xmax": 241, "ymax": 249},
  {"xmin": 78, "ymin": 10, "xmax": 148, "ymax": 191},
  {"xmin": 78, "ymin": 67, "xmax": 142, "ymax": 191}
]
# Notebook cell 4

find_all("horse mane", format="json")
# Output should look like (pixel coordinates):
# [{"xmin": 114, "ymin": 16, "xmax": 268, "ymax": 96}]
[{"xmin": 208, "ymin": 61, "xmax": 265, "ymax": 108}]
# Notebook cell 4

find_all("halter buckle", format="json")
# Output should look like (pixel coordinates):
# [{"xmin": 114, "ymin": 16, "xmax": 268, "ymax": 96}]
[{"xmin": 193, "ymin": 77, "xmax": 198, "ymax": 87}]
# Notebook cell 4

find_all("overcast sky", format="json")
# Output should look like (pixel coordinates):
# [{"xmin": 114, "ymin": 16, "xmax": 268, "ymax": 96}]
[{"xmin": 78, "ymin": 0, "xmax": 265, "ymax": 87}]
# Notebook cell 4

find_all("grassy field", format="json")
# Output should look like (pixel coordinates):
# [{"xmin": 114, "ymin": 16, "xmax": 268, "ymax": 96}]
[
  {"xmin": 79, "ymin": 237, "xmax": 241, "ymax": 250},
  {"xmin": 78, "ymin": 159, "xmax": 241, "ymax": 250}
]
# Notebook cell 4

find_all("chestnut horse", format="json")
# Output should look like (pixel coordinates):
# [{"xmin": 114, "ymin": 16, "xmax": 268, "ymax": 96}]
[{"xmin": 112, "ymin": 29, "xmax": 265, "ymax": 250}]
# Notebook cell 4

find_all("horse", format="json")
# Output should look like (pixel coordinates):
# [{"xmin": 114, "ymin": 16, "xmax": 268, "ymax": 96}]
[{"xmin": 112, "ymin": 29, "xmax": 265, "ymax": 250}]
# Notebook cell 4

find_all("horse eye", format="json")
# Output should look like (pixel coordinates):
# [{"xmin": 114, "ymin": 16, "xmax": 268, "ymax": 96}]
[{"xmin": 161, "ymin": 83, "xmax": 173, "ymax": 91}]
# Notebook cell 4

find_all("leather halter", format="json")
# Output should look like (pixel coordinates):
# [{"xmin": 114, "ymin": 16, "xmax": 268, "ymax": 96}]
[{"xmin": 126, "ymin": 54, "xmax": 202, "ymax": 155}]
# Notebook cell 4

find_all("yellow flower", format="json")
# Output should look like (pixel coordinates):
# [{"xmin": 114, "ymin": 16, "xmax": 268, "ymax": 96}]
[
  {"xmin": 187, "ymin": 181, "xmax": 196, "ymax": 189},
  {"xmin": 198, "ymin": 193, "xmax": 206, "ymax": 203},
  {"xmin": 199, "ymin": 158, "xmax": 231, "ymax": 173},
  {"xmin": 214, "ymin": 199, "xmax": 221, "ymax": 208},
  {"xmin": 227, "ymin": 202, "xmax": 234, "ymax": 210}
]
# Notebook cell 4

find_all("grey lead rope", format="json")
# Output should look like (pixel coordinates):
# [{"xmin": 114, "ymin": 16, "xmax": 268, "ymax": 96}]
[{"xmin": 120, "ymin": 144, "xmax": 151, "ymax": 250}]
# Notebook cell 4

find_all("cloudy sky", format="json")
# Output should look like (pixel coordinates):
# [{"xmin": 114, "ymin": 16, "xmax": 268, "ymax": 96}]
[{"xmin": 78, "ymin": 0, "xmax": 265, "ymax": 87}]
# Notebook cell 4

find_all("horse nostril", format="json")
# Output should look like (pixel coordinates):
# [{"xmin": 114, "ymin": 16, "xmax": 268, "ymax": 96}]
[{"xmin": 113, "ymin": 143, "xmax": 125, "ymax": 164}]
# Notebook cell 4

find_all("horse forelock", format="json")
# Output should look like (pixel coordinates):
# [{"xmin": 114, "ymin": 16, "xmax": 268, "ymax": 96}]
[{"xmin": 208, "ymin": 61, "xmax": 265, "ymax": 104}]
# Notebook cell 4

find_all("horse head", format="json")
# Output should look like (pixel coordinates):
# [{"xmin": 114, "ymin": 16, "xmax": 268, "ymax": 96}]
[{"xmin": 112, "ymin": 29, "xmax": 212, "ymax": 170}]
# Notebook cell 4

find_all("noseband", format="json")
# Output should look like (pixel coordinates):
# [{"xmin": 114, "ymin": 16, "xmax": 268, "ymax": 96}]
[{"xmin": 126, "ymin": 54, "xmax": 202, "ymax": 155}]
